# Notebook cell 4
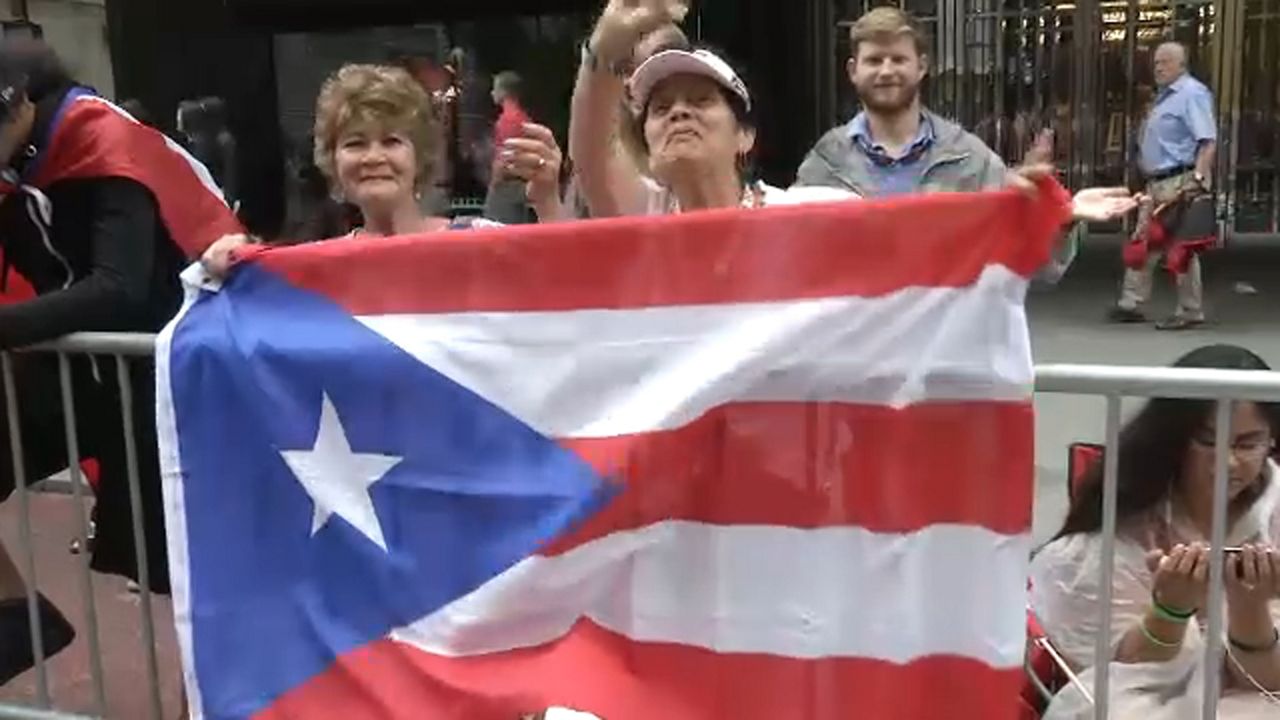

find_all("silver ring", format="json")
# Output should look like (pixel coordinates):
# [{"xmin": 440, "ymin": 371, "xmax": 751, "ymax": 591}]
[{"xmin": 537, "ymin": 156, "xmax": 547, "ymax": 169}]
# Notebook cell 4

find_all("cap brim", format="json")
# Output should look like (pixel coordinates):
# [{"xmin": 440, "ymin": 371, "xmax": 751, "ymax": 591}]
[{"xmin": 629, "ymin": 50, "xmax": 750, "ymax": 113}]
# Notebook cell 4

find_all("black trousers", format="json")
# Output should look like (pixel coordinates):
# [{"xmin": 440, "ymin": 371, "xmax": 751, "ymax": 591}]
[{"xmin": 0, "ymin": 354, "xmax": 169, "ymax": 594}]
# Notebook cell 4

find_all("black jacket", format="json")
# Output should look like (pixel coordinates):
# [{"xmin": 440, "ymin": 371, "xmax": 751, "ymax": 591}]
[{"xmin": 0, "ymin": 86, "xmax": 187, "ymax": 350}]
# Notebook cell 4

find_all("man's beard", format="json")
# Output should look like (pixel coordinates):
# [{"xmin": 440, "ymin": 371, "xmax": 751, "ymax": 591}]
[{"xmin": 857, "ymin": 82, "xmax": 921, "ymax": 115}]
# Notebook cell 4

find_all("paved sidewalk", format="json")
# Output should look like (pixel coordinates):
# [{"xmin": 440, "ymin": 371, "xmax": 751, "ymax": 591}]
[
  {"xmin": 1028, "ymin": 240, "xmax": 1280, "ymax": 543},
  {"xmin": 0, "ymin": 491, "xmax": 182, "ymax": 720}
]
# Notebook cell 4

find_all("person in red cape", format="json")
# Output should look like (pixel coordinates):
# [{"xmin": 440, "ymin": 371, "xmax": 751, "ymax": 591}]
[{"xmin": 0, "ymin": 39, "xmax": 241, "ymax": 684}]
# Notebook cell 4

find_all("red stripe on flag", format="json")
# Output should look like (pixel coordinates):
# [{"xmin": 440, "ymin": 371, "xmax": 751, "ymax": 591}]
[
  {"xmin": 254, "ymin": 185, "xmax": 1070, "ymax": 314},
  {"xmin": 544, "ymin": 400, "xmax": 1032, "ymax": 549},
  {"xmin": 257, "ymin": 620, "xmax": 1024, "ymax": 720}
]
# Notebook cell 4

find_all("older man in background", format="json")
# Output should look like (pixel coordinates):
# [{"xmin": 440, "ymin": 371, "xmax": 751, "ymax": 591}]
[{"xmin": 1110, "ymin": 41, "xmax": 1217, "ymax": 330}]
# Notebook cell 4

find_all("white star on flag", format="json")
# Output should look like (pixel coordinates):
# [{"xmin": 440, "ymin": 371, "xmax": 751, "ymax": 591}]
[{"xmin": 280, "ymin": 393, "xmax": 402, "ymax": 552}]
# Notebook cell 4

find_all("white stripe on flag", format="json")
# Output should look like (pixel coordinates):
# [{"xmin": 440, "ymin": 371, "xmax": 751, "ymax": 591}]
[
  {"xmin": 390, "ymin": 522, "xmax": 1030, "ymax": 668},
  {"xmin": 359, "ymin": 265, "xmax": 1033, "ymax": 439},
  {"xmin": 156, "ymin": 265, "xmax": 216, "ymax": 720},
  {"xmin": 84, "ymin": 96, "xmax": 229, "ymax": 204}
]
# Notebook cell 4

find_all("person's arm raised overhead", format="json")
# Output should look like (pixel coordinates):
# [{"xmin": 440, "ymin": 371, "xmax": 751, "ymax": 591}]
[{"xmin": 569, "ymin": 0, "xmax": 687, "ymax": 217}]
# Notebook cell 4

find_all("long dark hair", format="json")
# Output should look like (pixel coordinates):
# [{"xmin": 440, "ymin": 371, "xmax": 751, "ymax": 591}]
[{"xmin": 1053, "ymin": 344, "xmax": 1279, "ymax": 540}]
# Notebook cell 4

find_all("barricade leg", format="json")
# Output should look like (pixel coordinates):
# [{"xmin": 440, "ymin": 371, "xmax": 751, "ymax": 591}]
[
  {"xmin": 56, "ymin": 355, "xmax": 106, "ymax": 717},
  {"xmin": 2, "ymin": 353, "xmax": 50, "ymax": 707},
  {"xmin": 113, "ymin": 357, "xmax": 164, "ymax": 720},
  {"xmin": 1090, "ymin": 395, "xmax": 1122, "ymax": 720},
  {"xmin": 1201, "ymin": 400, "xmax": 1232, "ymax": 720}
]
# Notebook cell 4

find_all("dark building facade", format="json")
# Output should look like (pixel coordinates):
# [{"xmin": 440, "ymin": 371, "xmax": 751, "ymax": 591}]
[
  {"xmin": 105, "ymin": 0, "xmax": 843, "ymax": 234},
  {"xmin": 107, "ymin": 0, "xmax": 1280, "ymax": 237}
]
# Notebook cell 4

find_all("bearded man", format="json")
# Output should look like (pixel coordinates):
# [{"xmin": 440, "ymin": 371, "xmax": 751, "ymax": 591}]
[
  {"xmin": 794, "ymin": 6, "xmax": 1008, "ymax": 197},
  {"xmin": 793, "ymin": 6, "xmax": 1110, "ymax": 283}
]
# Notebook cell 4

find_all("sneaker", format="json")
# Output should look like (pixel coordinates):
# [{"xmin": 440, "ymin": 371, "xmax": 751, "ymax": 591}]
[
  {"xmin": 0, "ymin": 594, "xmax": 76, "ymax": 686},
  {"xmin": 1155, "ymin": 316, "xmax": 1206, "ymax": 331},
  {"xmin": 1107, "ymin": 307, "xmax": 1147, "ymax": 323}
]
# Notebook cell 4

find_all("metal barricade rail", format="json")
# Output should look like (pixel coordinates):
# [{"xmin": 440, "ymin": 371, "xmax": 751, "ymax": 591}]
[
  {"xmin": 1, "ymin": 333, "xmax": 159, "ymax": 720},
  {"xmin": 1, "ymin": 334, "xmax": 1277, "ymax": 719}
]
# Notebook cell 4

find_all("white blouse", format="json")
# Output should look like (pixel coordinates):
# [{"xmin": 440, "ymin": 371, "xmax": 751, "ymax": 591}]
[{"xmin": 1030, "ymin": 462, "xmax": 1280, "ymax": 718}]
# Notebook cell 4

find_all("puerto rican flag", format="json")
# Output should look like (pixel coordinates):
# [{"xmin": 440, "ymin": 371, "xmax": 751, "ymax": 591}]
[{"xmin": 157, "ymin": 185, "xmax": 1069, "ymax": 720}]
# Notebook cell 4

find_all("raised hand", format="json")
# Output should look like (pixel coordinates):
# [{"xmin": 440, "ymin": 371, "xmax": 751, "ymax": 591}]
[
  {"xmin": 1071, "ymin": 187, "xmax": 1139, "ymax": 222},
  {"xmin": 592, "ymin": 0, "xmax": 689, "ymax": 64},
  {"xmin": 499, "ymin": 123, "xmax": 565, "ymax": 218},
  {"xmin": 1004, "ymin": 128, "xmax": 1055, "ymax": 190},
  {"xmin": 1023, "ymin": 129, "xmax": 1054, "ymax": 166}
]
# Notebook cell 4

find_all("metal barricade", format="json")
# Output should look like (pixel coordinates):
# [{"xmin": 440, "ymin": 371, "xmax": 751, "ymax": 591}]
[
  {"xmin": 1036, "ymin": 363, "xmax": 1280, "ymax": 720},
  {"xmin": 0, "ymin": 333, "xmax": 160, "ymax": 720}
]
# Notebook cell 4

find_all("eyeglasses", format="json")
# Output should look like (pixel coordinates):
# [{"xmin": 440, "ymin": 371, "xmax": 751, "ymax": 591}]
[{"xmin": 1190, "ymin": 435, "xmax": 1275, "ymax": 460}]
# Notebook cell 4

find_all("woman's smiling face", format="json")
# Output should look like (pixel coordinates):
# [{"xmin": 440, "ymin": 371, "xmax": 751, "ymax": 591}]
[{"xmin": 333, "ymin": 121, "xmax": 418, "ymax": 213}]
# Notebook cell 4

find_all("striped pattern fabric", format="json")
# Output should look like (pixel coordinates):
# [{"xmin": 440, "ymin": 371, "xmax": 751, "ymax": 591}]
[{"xmin": 159, "ymin": 185, "xmax": 1069, "ymax": 720}]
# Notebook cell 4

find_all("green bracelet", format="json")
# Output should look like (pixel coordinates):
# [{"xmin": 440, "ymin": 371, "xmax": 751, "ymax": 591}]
[
  {"xmin": 1228, "ymin": 628, "xmax": 1280, "ymax": 654},
  {"xmin": 1151, "ymin": 593, "xmax": 1197, "ymax": 621},
  {"xmin": 1151, "ymin": 601, "xmax": 1194, "ymax": 624},
  {"xmin": 1140, "ymin": 618, "xmax": 1184, "ymax": 649}
]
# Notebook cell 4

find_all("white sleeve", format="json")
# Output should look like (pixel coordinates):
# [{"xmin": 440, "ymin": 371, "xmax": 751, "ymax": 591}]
[
  {"xmin": 640, "ymin": 177, "xmax": 675, "ymax": 216},
  {"xmin": 771, "ymin": 185, "xmax": 860, "ymax": 206},
  {"xmin": 1030, "ymin": 533, "xmax": 1156, "ymax": 668},
  {"xmin": 542, "ymin": 710, "xmax": 602, "ymax": 720}
]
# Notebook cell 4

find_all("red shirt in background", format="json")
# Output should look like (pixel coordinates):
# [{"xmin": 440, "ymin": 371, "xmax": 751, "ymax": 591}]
[{"xmin": 493, "ymin": 98, "xmax": 531, "ymax": 150}]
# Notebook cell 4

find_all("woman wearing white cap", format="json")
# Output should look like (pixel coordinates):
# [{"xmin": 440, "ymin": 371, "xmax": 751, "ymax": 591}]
[
  {"xmin": 571, "ymin": 2, "xmax": 854, "ymax": 216},
  {"xmin": 571, "ymin": 1, "xmax": 1138, "ymax": 224}
]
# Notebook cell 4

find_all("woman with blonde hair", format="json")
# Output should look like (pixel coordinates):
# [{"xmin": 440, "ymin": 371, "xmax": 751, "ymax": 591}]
[{"xmin": 203, "ymin": 63, "xmax": 564, "ymax": 273}]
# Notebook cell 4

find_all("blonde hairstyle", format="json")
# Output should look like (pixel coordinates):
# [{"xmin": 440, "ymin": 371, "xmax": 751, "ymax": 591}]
[
  {"xmin": 848, "ymin": 7, "xmax": 929, "ymax": 59},
  {"xmin": 313, "ymin": 63, "xmax": 438, "ymax": 193}
]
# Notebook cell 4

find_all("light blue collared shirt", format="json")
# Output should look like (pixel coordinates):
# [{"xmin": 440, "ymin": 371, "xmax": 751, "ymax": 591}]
[
  {"xmin": 1140, "ymin": 73, "xmax": 1217, "ymax": 175},
  {"xmin": 847, "ymin": 113, "xmax": 935, "ymax": 197}
]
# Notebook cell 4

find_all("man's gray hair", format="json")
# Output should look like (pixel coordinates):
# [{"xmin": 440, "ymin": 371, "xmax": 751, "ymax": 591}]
[
  {"xmin": 493, "ymin": 70, "xmax": 523, "ymax": 100},
  {"xmin": 1156, "ymin": 41, "xmax": 1188, "ymax": 66}
]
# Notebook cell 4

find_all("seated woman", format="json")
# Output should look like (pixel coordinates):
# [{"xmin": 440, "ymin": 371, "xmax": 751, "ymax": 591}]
[
  {"xmin": 570, "ymin": 2, "xmax": 1135, "ymax": 221},
  {"xmin": 1031, "ymin": 344, "xmax": 1280, "ymax": 718},
  {"xmin": 203, "ymin": 63, "xmax": 563, "ymax": 273}
]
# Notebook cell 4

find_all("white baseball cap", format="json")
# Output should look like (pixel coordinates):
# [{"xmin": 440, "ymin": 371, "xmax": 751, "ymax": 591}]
[{"xmin": 628, "ymin": 49, "xmax": 752, "ymax": 113}]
